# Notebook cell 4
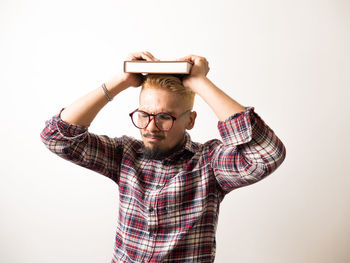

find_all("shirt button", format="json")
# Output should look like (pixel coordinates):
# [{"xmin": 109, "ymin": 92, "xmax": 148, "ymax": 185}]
[
  {"xmin": 149, "ymin": 229, "xmax": 154, "ymax": 237},
  {"xmin": 148, "ymin": 206, "xmax": 154, "ymax": 213},
  {"xmin": 156, "ymin": 185, "xmax": 161, "ymax": 189}
]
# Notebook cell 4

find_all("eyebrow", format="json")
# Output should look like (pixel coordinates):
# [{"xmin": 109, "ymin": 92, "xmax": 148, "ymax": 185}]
[{"xmin": 138, "ymin": 108, "xmax": 176, "ymax": 115}]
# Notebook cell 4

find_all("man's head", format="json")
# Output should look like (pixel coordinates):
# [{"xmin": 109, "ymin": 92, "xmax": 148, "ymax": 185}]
[{"xmin": 134, "ymin": 74, "xmax": 197, "ymax": 159}]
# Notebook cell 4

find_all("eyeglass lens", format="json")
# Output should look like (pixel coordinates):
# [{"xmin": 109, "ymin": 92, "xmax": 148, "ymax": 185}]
[{"xmin": 132, "ymin": 111, "xmax": 173, "ymax": 131}]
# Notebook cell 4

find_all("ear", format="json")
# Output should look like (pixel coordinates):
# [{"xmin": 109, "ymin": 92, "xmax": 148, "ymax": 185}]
[{"xmin": 186, "ymin": 111, "xmax": 197, "ymax": 130}]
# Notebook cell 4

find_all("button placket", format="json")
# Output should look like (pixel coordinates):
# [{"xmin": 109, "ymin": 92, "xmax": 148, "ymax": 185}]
[
  {"xmin": 141, "ymin": 190, "xmax": 157, "ymax": 262},
  {"xmin": 143, "ymin": 161, "xmax": 169, "ymax": 261},
  {"xmin": 147, "ymin": 192, "xmax": 158, "ymax": 239}
]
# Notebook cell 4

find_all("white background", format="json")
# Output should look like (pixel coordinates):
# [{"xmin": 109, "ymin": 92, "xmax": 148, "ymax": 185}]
[{"xmin": 1, "ymin": 0, "xmax": 349, "ymax": 262}]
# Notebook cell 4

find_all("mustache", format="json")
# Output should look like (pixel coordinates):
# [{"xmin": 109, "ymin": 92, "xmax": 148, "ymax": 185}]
[{"xmin": 142, "ymin": 133, "xmax": 165, "ymax": 140}]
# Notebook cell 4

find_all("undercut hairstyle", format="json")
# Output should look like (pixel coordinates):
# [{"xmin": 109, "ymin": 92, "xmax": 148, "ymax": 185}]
[{"xmin": 141, "ymin": 74, "xmax": 195, "ymax": 109}]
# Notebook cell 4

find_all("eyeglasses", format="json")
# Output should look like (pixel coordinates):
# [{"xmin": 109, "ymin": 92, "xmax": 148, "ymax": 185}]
[{"xmin": 129, "ymin": 109, "xmax": 191, "ymax": 131}]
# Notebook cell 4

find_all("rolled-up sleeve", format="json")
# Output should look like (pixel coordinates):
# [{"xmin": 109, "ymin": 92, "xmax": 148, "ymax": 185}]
[
  {"xmin": 40, "ymin": 111, "xmax": 123, "ymax": 183},
  {"xmin": 210, "ymin": 107, "xmax": 286, "ymax": 193}
]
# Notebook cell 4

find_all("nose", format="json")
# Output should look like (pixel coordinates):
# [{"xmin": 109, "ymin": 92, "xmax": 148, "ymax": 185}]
[{"xmin": 145, "ymin": 116, "xmax": 160, "ymax": 132}]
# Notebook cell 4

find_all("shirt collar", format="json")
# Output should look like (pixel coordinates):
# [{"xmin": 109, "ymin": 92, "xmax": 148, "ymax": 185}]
[
  {"xmin": 182, "ymin": 132, "xmax": 197, "ymax": 154},
  {"xmin": 162, "ymin": 132, "xmax": 197, "ymax": 163}
]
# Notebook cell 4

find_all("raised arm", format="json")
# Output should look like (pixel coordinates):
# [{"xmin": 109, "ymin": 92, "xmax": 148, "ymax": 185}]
[
  {"xmin": 179, "ymin": 54, "xmax": 246, "ymax": 121},
  {"xmin": 40, "ymin": 52, "xmax": 158, "ymax": 181},
  {"xmin": 179, "ymin": 54, "xmax": 286, "ymax": 192},
  {"xmin": 60, "ymin": 51, "xmax": 158, "ymax": 126}
]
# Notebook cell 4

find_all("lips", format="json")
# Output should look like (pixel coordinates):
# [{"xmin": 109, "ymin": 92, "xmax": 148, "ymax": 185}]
[{"xmin": 143, "ymin": 133, "xmax": 165, "ymax": 142}]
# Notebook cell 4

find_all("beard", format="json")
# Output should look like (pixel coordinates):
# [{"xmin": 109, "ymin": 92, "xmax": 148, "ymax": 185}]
[
  {"xmin": 141, "ymin": 136, "xmax": 186, "ymax": 160},
  {"xmin": 142, "ymin": 146, "xmax": 174, "ymax": 160}
]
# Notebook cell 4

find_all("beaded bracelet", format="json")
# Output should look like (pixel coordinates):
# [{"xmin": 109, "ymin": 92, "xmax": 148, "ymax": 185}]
[{"xmin": 101, "ymin": 83, "xmax": 113, "ymax": 102}]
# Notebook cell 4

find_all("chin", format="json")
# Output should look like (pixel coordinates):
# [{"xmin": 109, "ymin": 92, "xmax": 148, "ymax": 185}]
[
  {"xmin": 142, "ymin": 145, "xmax": 171, "ymax": 160},
  {"xmin": 144, "ymin": 141, "xmax": 162, "ymax": 149}
]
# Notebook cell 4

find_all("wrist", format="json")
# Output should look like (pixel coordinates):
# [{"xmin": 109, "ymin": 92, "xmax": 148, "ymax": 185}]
[
  {"xmin": 183, "ymin": 76, "xmax": 210, "ymax": 94},
  {"xmin": 105, "ymin": 74, "xmax": 130, "ymax": 97},
  {"xmin": 119, "ymin": 73, "xmax": 135, "ymax": 87}
]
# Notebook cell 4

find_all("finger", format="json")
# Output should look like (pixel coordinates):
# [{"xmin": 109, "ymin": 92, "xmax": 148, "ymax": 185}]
[
  {"xmin": 127, "ymin": 51, "xmax": 157, "ymax": 61},
  {"xmin": 178, "ymin": 54, "xmax": 195, "ymax": 60},
  {"xmin": 143, "ymin": 51, "xmax": 158, "ymax": 61},
  {"xmin": 179, "ymin": 55, "xmax": 208, "ymax": 65},
  {"xmin": 176, "ymin": 56, "xmax": 187, "ymax": 61},
  {"xmin": 177, "ymin": 55, "xmax": 196, "ymax": 64},
  {"xmin": 133, "ymin": 52, "xmax": 150, "ymax": 61}
]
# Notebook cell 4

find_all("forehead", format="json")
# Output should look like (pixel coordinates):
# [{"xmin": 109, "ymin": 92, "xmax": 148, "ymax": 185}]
[{"xmin": 139, "ymin": 88, "xmax": 184, "ymax": 113}]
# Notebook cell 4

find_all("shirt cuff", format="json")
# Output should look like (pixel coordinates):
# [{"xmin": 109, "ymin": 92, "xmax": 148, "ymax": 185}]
[
  {"xmin": 217, "ymin": 107, "xmax": 255, "ymax": 146},
  {"xmin": 55, "ymin": 109, "xmax": 89, "ymax": 139}
]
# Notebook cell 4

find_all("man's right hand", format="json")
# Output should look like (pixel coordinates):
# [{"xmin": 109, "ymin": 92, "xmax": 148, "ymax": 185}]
[
  {"xmin": 60, "ymin": 51, "xmax": 158, "ymax": 127},
  {"xmin": 123, "ymin": 51, "xmax": 159, "ymax": 88}
]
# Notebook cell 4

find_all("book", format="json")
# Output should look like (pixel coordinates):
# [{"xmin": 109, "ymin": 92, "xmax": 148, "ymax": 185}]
[{"xmin": 124, "ymin": 60, "xmax": 193, "ymax": 74}]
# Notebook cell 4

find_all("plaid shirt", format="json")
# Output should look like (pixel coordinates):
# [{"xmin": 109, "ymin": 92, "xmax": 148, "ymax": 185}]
[{"xmin": 40, "ymin": 107, "xmax": 286, "ymax": 263}]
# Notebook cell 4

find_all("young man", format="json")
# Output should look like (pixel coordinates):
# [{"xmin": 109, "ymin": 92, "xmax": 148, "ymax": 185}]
[{"xmin": 41, "ymin": 51, "xmax": 286, "ymax": 262}]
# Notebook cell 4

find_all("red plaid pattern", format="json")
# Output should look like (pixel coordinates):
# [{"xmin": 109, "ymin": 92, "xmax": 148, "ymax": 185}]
[{"xmin": 40, "ymin": 107, "xmax": 286, "ymax": 262}]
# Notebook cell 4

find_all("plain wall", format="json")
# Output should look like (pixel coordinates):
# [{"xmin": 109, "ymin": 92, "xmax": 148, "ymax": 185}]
[{"xmin": 1, "ymin": 0, "xmax": 349, "ymax": 262}]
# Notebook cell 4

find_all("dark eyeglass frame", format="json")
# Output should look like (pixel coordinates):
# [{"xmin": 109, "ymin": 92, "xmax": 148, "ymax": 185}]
[{"xmin": 129, "ymin": 109, "xmax": 191, "ymax": 131}]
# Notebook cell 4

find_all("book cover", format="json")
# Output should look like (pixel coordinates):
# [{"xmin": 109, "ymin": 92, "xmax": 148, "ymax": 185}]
[{"xmin": 124, "ymin": 60, "xmax": 193, "ymax": 74}]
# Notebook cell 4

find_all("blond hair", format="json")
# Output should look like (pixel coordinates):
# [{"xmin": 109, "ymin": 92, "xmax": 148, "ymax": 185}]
[{"xmin": 141, "ymin": 74, "xmax": 195, "ymax": 109}]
